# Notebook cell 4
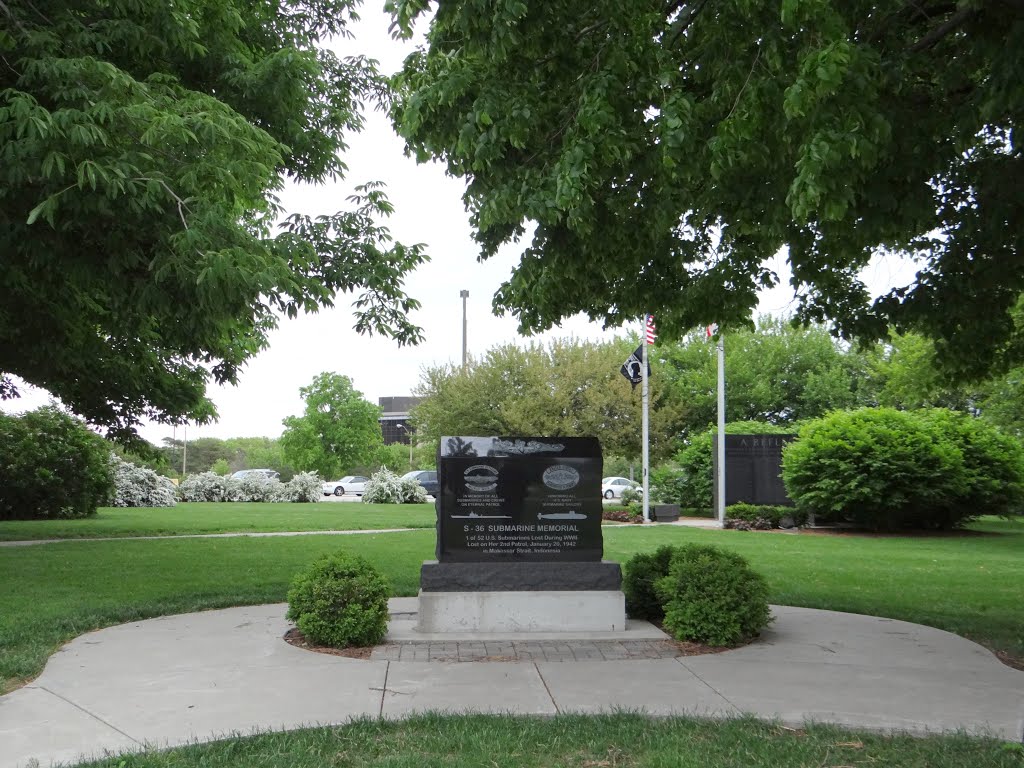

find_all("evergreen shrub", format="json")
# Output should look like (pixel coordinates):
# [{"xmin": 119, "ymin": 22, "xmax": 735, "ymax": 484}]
[
  {"xmin": 286, "ymin": 551, "xmax": 390, "ymax": 647},
  {"xmin": 0, "ymin": 407, "xmax": 114, "ymax": 519},
  {"xmin": 655, "ymin": 545, "xmax": 772, "ymax": 646},
  {"xmin": 622, "ymin": 545, "xmax": 676, "ymax": 621}
]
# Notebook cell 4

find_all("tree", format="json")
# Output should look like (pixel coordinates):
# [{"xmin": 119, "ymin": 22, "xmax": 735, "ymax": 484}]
[
  {"xmin": 413, "ymin": 338, "xmax": 685, "ymax": 461},
  {"xmin": 0, "ymin": 0, "xmax": 426, "ymax": 444},
  {"xmin": 659, "ymin": 316, "xmax": 880, "ymax": 437},
  {"xmin": 391, "ymin": 1, "xmax": 1023, "ymax": 379},
  {"xmin": 280, "ymin": 373, "xmax": 383, "ymax": 477},
  {"xmin": 874, "ymin": 330, "xmax": 1024, "ymax": 436}
]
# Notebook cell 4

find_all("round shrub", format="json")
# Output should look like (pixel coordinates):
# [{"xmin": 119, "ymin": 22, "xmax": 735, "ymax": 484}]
[
  {"xmin": 178, "ymin": 471, "xmax": 230, "ymax": 502},
  {"xmin": 623, "ymin": 545, "xmax": 676, "ymax": 621},
  {"xmin": 917, "ymin": 409, "xmax": 1024, "ymax": 522},
  {"xmin": 362, "ymin": 467, "xmax": 428, "ymax": 504},
  {"xmin": 286, "ymin": 551, "xmax": 391, "ymax": 647},
  {"xmin": 110, "ymin": 454, "xmax": 177, "ymax": 507},
  {"xmin": 0, "ymin": 406, "xmax": 114, "ymax": 519},
  {"xmin": 782, "ymin": 407, "xmax": 1024, "ymax": 530},
  {"xmin": 655, "ymin": 545, "xmax": 772, "ymax": 646},
  {"xmin": 275, "ymin": 471, "xmax": 323, "ymax": 503}
]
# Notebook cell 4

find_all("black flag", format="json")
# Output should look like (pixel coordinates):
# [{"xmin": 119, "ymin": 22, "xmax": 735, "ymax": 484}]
[{"xmin": 619, "ymin": 344, "xmax": 650, "ymax": 391}]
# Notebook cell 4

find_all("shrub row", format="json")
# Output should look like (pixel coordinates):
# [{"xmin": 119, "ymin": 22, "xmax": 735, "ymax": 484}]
[
  {"xmin": 724, "ymin": 503, "xmax": 805, "ymax": 530},
  {"xmin": 623, "ymin": 545, "xmax": 771, "ymax": 646},
  {"xmin": 178, "ymin": 471, "xmax": 322, "ymax": 503}
]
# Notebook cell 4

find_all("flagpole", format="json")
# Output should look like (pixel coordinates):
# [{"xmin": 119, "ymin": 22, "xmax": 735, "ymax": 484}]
[
  {"xmin": 641, "ymin": 319, "xmax": 650, "ymax": 523},
  {"xmin": 716, "ymin": 331, "xmax": 726, "ymax": 527}
]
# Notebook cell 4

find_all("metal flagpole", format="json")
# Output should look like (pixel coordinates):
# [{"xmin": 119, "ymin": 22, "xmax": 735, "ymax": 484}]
[
  {"xmin": 641, "ymin": 319, "xmax": 650, "ymax": 523},
  {"xmin": 716, "ymin": 331, "xmax": 726, "ymax": 526}
]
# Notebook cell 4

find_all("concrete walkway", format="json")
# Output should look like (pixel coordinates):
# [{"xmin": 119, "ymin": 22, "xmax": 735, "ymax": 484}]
[{"xmin": 2, "ymin": 600, "xmax": 1021, "ymax": 768}]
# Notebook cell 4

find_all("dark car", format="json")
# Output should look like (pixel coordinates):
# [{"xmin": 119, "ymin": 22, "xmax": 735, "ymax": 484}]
[{"xmin": 402, "ymin": 470, "xmax": 438, "ymax": 497}]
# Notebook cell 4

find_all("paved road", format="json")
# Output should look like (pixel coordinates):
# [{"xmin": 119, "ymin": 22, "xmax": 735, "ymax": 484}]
[{"xmin": 2, "ymin": 600, "xmax": 1021, "ymax": 768}]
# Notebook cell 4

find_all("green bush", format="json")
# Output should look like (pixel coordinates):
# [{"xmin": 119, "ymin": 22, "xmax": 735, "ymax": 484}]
[
  {"xmin": 668, "ymin": 421, "xmax": 795, "ymax": 508},
  {"xmin": 620, "ymin": 485, "xmax": 643, "ymax": 505},
  {"xmin": 622, "ymin": 546, "xmax": 676, "ymax": 621},
  {"xmin": 725, "ymin": 503, "xmax": 806, "ymax": 529},
  {"xmin": 918, "ymin": 409, "xmax": 1024, "ymax": 522},
  {"xmin": 783, "ymin": 407, "xmax": 1024, "ymax": 531},
  {"xmin": 650, "ymin": 464, "xmax": 686, "ymax": 504},
  {"xmin": 655, "ymin": 545, "xmax": 772, "ymax": 646},
  {"xmin": 286, "ymin": 551, "xmax": 391, "ymax": 648},
  {"xmin": 0, "ymin": 406, "xmax": 114, "ymax": 520}
]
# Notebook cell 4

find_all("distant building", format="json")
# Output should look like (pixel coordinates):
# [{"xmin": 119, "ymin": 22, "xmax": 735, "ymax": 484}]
[{"xmin": 379, "ymin": 396, "xmax": 423, "ymax": 445}]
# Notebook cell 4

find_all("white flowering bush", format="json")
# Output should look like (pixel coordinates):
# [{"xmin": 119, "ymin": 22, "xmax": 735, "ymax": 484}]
[
  {"xmin": 178, "ymin": 471, "xmax": 322, "ymax": 503},
  {"xmin": 227, "ymin": 473, "xmax": 279, "ymax": 502},
  {"xmin": 109, "ymin": 454, "xmax": 177, "ymax": 507},
  {"xmin": 178, "ymin": 472, "xmax": 230, "ymax": 502},
  {"xmin": 362, "ymin": 467, "xmax": 428, "ymax": 504},
  {"xmin": 276, "ymin": 472, "xmax": 322, "ymax": 503}
]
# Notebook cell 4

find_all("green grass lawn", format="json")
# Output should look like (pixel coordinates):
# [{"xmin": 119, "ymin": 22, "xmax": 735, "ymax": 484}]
[
  {"xmin": 74, "ymin": 714, "xmax": 1022, "ymax": 768},
  {"xmin": 0, "ymin": 502, "xmax": 438, "ymax": 540},
  {"xmin": 1, "ymin": 518, "xmax": 1021, "ymax": 695}
]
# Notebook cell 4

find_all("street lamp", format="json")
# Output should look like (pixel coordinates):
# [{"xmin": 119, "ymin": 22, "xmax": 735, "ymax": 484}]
[{"xmin": 397, "ymin": 423, "xmax": 414, "ymax": 469}]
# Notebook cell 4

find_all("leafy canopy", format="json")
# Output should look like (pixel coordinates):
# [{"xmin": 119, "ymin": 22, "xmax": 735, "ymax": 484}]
[
  {"xmin": 280, "ymin": 372, "xmax": 383, "ymax": 478},
  {"xmin": 0, "ymin": 0, "xmax": 426, "ymax": 443},
  {"xmin": 412, "ymin": 338, "xmax": 685, "ymax": 461},
  {"xmin": 391, "ymin": 0, "xmax": 1023, "ymax": 379}
]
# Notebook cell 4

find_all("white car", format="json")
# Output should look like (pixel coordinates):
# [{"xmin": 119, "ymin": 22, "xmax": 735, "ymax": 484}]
[
  {"xmin": 601, "ymin": 476, "xmax": 642, "ymax": 500},
  {"xmin": 322, "ymin": 475, "xmax": 369, "ymax": 497}
]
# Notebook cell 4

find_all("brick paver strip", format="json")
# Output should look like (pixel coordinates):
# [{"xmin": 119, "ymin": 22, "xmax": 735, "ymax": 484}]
[{"xmin": 370, "ymin": 639, "xmax": 692, "ymax": 662}]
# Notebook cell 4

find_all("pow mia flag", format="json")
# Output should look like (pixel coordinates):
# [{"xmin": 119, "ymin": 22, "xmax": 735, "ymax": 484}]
[{"xmin": 619, "ymin": 344, "xmax": 650, "ymax": 390}]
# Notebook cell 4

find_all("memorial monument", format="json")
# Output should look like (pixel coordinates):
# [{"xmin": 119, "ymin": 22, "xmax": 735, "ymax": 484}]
[
  {"xmin": 713, "ymin": 433, "xmax": 798, "ymax": 508},
  {"xmin": 417, "ymin": 435, "xmax": 626, "ymax": 633}
]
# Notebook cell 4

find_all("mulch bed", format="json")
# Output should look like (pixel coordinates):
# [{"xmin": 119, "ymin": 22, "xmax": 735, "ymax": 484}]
[{"xmin": 284, "ymin": 627, "xmax": 375, "ymax": 659}]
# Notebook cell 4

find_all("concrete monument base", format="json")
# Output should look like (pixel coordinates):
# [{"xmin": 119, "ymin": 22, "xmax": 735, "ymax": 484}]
[{"xmin": 416, "ymin": 589, "xmax": 626, "ymax": 633}]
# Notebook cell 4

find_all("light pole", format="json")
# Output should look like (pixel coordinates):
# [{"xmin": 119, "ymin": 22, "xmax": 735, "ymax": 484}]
[
  {"xmin": 460, "ymin": 289, "xmax": 469, "ymax": 370},
  {"xmin": 397, "ymin": 423, "xmax": 414, "ymax": 469}
]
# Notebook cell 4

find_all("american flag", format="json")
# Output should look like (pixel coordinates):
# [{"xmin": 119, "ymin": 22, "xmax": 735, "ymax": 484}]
[
  {"xmin": 645, "ymin": 314, "xmax": 656, "ymax": 344},
  {"xmin": 706, "ymin": 323, "xmax": 719, "ymax": 339}
]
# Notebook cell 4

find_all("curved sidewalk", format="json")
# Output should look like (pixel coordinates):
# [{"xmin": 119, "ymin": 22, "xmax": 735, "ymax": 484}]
[{"xmin": 2, "ymin": 602, "xmax": 1022, "ymax": 768}]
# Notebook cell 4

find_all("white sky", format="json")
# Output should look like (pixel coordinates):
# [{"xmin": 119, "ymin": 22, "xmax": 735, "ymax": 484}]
[{"xmin": 3, "ymin": 4, "xmax": 918, "ymax": 446}]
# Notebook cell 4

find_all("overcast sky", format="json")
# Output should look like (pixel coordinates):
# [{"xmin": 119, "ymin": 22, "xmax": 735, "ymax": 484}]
[{"xmin": 5, "ymin": 4, "xmax": 918, "ymax": 446}]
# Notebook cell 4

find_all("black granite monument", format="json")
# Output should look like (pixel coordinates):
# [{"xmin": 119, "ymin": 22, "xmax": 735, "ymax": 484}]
[
  {"xmin": 420, "ymin": 436, "xmax": 621, "ymax": 592},
  {"xmin": 713, "ymin": 433, "xmax": 798, "ymax": 507}
]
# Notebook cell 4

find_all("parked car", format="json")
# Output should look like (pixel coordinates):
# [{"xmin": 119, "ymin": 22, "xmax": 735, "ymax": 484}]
[
  {"xmin": 322, "ymin": 475, "xmax": 369, "ymax": 497},
  {"xmin": 402, "ymin": 470, "xmax": 438, "ymax": 497},
  {"xmin": 601, "ymin": 476, "xmax": 641, "ymax": 500},
  {"xmin": 231, "ymin": 469, "xmax": 280, "ymax": 481}
]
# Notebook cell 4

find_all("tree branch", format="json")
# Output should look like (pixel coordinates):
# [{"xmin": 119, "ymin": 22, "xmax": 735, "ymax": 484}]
[
  {"xmin": 723, "ymin": 47, "xmax": 760, "ymax": 124},
  {"xmin": 668, "ymin": 0, "xmax": 710, "ymax": 46},
  {"xmin": 0, "ymin": 0, "xmax": 27, "ymax": 33},
  {"xmin": 908, "ymin": 5, "xmax": 977, "ymax": 52}
]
